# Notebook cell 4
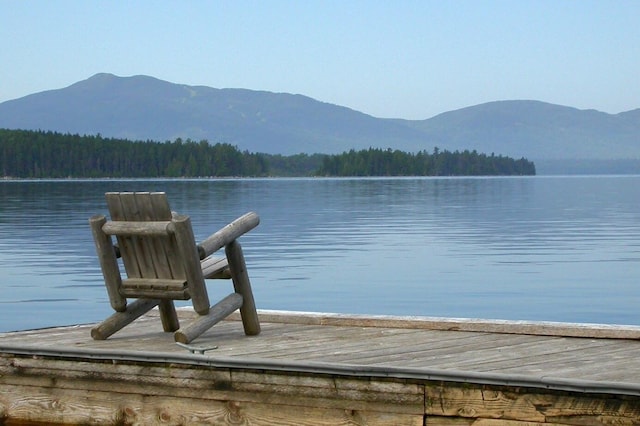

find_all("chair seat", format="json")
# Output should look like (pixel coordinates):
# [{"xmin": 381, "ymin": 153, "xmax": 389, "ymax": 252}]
[{"xmin": 202, "ymin": 256, "xmax": 231, "ymax": 279}]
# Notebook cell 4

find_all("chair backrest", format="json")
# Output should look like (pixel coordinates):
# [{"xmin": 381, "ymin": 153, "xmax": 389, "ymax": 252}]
[{"xmin": 102, "ymin": 192, "xmax": 209, "ymax": 308}]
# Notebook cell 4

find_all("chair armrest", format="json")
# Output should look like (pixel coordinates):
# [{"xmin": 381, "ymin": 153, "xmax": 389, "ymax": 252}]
[{"xmin": 197, "ymin": 212, "xmax": 260, "ymax": 259}]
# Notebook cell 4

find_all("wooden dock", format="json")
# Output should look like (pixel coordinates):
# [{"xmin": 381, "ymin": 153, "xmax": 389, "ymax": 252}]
[{"xmin": 2, "ymin": 309, "xmax": 640, "ymax": 425}]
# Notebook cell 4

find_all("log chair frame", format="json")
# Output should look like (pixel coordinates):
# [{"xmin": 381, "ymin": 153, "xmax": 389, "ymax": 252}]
[{"xmin": 89, "ymin": 192, "xmax": 260, "ymax": 343}]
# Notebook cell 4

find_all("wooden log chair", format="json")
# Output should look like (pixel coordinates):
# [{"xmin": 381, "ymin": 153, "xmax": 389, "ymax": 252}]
[{"xmin": 89, "ymin": 192, "xmax": 261, "ymax": 343}]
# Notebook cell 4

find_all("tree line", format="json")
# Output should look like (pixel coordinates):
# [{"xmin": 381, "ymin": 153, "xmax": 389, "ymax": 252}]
[
  {"xmin": 317, "ymin": 147, "xmax": 535, "ymax": 176},
  {"xmin": 0, "ymin": 129, "xmax": 535, "ymax": 178},
  {"xmin": 0, "ymin": 129, "xmax": 268, "ymax": 178}
]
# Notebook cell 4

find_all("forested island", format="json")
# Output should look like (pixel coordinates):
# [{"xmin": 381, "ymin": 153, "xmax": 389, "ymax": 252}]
[{"xmin": 0, "ymin": 129, "xmax": 535, "ymax": 178}]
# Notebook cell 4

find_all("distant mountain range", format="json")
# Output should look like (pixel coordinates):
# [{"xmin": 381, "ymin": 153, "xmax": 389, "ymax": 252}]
[{"xmin": 1, "ymin": 73, "xmax": 638, "ymax": 170}]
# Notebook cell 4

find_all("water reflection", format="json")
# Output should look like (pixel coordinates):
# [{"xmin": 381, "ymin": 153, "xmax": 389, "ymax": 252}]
[{"xmin": 1, "ymin": 176, "xmax": 639, "ymax": 332}]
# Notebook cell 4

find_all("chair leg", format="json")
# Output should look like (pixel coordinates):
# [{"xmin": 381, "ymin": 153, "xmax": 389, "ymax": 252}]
[
  {"xmin": 174, "ymin": 293, "xmax": 243, "ymax": 343},
  {"xmin": 91, "ymin": 299, "xmax": 159, "ymax": 340},
  {"xmin": 158, "ymin": 300, "xmax": 180, "ymax": 332},
  {"xmin": 225, "ymin": 240, "xmax": 261, "ymax": 336}
]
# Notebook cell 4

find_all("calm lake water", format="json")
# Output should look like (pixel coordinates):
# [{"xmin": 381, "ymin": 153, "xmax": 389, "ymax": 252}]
[{"xmin": 1, "ymin": 176, "xmax": 639, "ymax": 332}]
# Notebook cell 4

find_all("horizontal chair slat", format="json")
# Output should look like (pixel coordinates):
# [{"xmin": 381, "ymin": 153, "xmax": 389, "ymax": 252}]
[
  {"xmin": 121, "ymin": 278, "xmax": 190, "ymax": 299},
  {"xmin": 120, "ymin": 289, "xmax": 190, "ymax": 300},
  {"xmin": 201, "ymin": 256, "xmax": 231, "ymax": 279},
  {"xmin": 121, "ymin": 292, "xmax": 190, "ymax": 301},
  {"xmin": 122, "ymin": 278, "xmax": 187, "ymax": 291}
]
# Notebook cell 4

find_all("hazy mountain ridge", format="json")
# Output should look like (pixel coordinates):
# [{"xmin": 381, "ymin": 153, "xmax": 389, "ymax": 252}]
[
  {"xmin": 0, "ymin": 73, "xmax": 638, "ymax": 163},
  {"xmin": 404, "ymin": 100, "xmax": 640, "ymax": 159}
]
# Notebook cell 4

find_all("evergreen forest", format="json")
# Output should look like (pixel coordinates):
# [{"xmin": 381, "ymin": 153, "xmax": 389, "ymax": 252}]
[{"xmin": 0, "ymin": 129, "xmax": 535, "ymax": 178}]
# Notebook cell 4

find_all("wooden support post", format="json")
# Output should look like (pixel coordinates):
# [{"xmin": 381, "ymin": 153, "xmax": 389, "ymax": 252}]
[
  {"xmin": 91, "ymin": 299, "xmax": 159, "ymax": 340},
  {"xmin": 171, "ymin": 215, "xmax": 210, "ymax": 315},
  {"xmin": 158, "ymin": 300, "xmax": 180, "ymax": 332},
  {"xmin": 89, "ymin": 215, "xmax": 126, "ymax": 312},
  {"xmin": 226, "ymin": 240, "xmax": 261, "ymax": 336},
  {"xmin": 174, "ymin": 293, "xmax": 243, "ymax": 343}
]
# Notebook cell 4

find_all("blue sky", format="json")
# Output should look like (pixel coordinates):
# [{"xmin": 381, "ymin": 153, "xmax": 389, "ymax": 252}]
[{"xmin": 1, "ymin": 0, "xmax": 638, "ymax": 119}]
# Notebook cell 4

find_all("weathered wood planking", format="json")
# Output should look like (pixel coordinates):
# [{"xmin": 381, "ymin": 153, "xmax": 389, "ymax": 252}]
[
  {"xmin": 425, "ymin": 385, "xmax": 640, "ymax": 425},
  {"xmin": 0, "ymin": 353, "xmax": 424, "ymax": 425},
  {"xmin": 2, "ymin": 310, "xmax": 640, "ymax": 425},
  {"xmin": 3, "ymin": 310, "xmax": 640, "ymax": 386},
  {"xmin": 241, "ymin": 310, "xmax": 640, "ymax": 339}
]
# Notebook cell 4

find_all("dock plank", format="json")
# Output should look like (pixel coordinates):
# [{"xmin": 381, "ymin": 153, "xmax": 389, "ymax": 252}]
[
  {"xmin": 3, "ymin": 310, "xmax": 640, "ymax": 387},
  {"xmin": 2, "ymin": 309, "xmax": 640, "ymax": 425}
]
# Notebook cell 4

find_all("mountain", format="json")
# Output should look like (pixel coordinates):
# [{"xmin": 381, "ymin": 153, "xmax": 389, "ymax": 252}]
[
  {"xmin": 0, "ymin": 73, "xmax": 427, "ymax": 155},
  {"xmin": 0, "ymin": 73, "xmax": 638, "ymax": 163},
  {"xmin": 401, "ymin": 101, "xmax": 640, "ymax": 159}
]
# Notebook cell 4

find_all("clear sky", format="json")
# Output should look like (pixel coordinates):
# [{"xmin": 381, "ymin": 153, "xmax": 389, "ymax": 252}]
[{"xmin": 1, "ymin": 0, "xmax": 638, "ymax": 120}]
